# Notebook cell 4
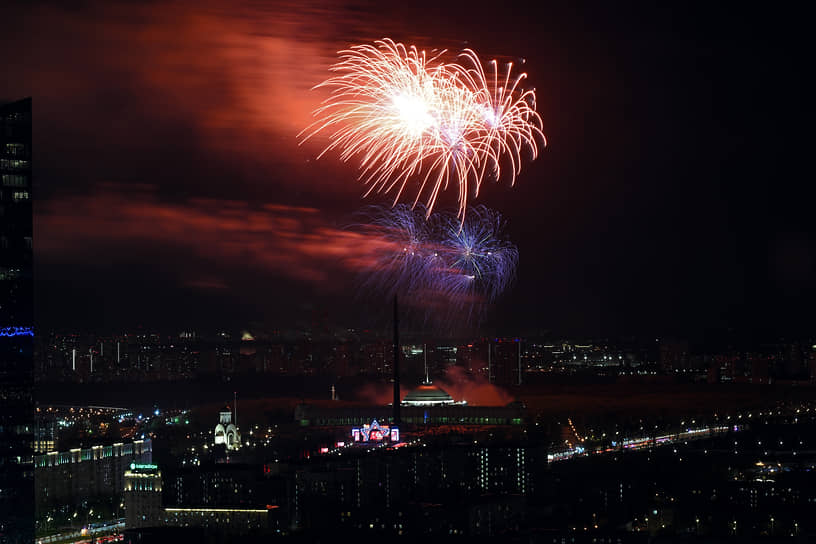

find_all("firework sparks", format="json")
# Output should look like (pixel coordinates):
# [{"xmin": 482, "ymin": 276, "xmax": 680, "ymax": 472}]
[
  {"xmin": 436, "ymin": 205, "xmax": 519, "ymax": 307},
  {"xmin": 353, "ymin": 203, "xmax": 438, "ymax": 299},
  {"xmin": 351, "ymin": 204, "xmax": 518, "ymax": 327},
  {"xmin": 453, "ymin": 50, "xmax": 545, "ymax": 193},
  {"xmin": 301, "ymin": 39, "xmax": 545, "ymax": 219}
]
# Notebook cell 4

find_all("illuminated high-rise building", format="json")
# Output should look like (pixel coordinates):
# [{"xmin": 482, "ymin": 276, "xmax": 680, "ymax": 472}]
[
  {"xmin": 488, "ymin": 338, "xmax": 522, "ymax": 387},
  {"xmin": 456, "ymin": 342, "xmax": 487, "ymax": 374},
  {"xmin": 0, "ymin": 97, "xmax": 33, "ymax": 544},
  {"xmin": 476, "ymin": 446, "xmax": 531, "ymax": 498},
  {"xmin": 124, "ymin": 463, "xmax": 163, "ymax": 529},
  {"xmin": 0, "ymin": 97, "xmax": 32, "ymax": 324},
  {"xmin": 35, "ymin": 439, "xmax": 153, "ymax": 514},
  {"xmin": 810, "ymin": 346, "xmax": 816, "ymax": 383}
]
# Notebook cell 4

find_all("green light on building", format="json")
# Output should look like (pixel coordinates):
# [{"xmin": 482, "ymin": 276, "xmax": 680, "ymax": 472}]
[{"xmin": 130, "ymin": 463, "xmax": 158, "ymax": 471}]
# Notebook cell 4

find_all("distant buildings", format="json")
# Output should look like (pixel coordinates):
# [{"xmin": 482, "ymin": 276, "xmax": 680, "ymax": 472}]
[
  {"xmin": 163, "ymin": 507, "xmax": 270, "ymax": 533},
  {"xmin": 31, "ymin": 392, "xmax": 816, "ymax": 540},
  {"xmin": 32, "ymin": 329, "xmax": 816, "ymax": 386},
  {"xmin": 659, "ymin": 339, "xmax": 689, "ymax": 373},
  {"xmin": 34, "ymin": 439, "xmax": 152, "ymax": 514},
  {"xmin": 286, "ymin": 440, "xmax": 541, "ymax": 536},
  {"xmin": 169, "ymin": 463, "xmax": 266, "ymax": 508},
  {"xmin": 810, "ymin": 347, "xmax": 816, "ymax": 383},
  {"xmin": 489, "ymin": 338, "xmax": 522, "ymax": 386},
  {"xmin": 294, "ymin": 381, "xmax": 525, "ymax": 427},
  {"xmin": 456, "ymin": 342, "xmax": 488, "ymax": 375},
  {"xmin": 476, "ymin": 446, "xmax": 531, "ymax": 495},
  {"xmin": 125, "ymin": 463, "xmax": 273, "ymax": 534}
]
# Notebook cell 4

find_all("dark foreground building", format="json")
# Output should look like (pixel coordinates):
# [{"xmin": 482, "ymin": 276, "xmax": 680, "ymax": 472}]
[
  {"xmin": 0, "ymin": 97, "xmax": 33, "ymax": 544},
  {"xmin": 0, "ymin": 97, "xmax": 32, "ymax": 325}
]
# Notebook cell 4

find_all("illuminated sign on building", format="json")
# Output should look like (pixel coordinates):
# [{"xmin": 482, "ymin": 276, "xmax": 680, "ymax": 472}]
[
  {"xmin": 351, "ymin": 419, "xmax": 400, "ymax": 443},
  {"xmin": 129, "ymin": 463, "xmax": 158, "ymax": 471}
]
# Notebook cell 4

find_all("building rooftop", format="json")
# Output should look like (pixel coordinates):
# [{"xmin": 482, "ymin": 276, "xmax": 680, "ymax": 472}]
[{"xmin": 402, "ymin": 383, "xmax": 455, "ymax": 406}]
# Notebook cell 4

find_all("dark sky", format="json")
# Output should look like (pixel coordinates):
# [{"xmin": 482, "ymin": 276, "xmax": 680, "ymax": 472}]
[{"xmin": 1, "ymin": 1, "xmax": 810, "ymax": 338}]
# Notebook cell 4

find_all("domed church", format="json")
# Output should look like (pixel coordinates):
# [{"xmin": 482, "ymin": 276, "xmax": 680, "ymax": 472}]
[{"xmin": 214, "ymin": 404, "xmax": 241, "ymax": 451}]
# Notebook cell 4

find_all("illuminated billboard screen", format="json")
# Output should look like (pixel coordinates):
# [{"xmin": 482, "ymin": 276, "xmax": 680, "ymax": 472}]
[{"xmin": 351, "ymin": 419, "xmax": 400, "ymax": 443}]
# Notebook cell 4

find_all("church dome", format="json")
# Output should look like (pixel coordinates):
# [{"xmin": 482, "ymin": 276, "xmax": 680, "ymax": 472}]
[{"xmin": 402, "ymin": 383, "xmax": 455, "ymax": 406}]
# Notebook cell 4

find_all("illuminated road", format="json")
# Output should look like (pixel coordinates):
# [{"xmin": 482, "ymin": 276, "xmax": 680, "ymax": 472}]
[
  {"xmin": 37, "ymin": 519, "xmax": 124, "ymax": 544},
  {"xmin": 547, "ymin": 424, "xmax": 742, "ymax": 463}
]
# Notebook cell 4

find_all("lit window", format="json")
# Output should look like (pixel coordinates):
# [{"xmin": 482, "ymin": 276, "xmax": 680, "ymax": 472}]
[
  {"xmin": 5, "ymin": 143, "xmax": 25, "ymax": 156},
  {"xmin": 2, "ymin": 174, "xmax": 27, "ymax": 187}
]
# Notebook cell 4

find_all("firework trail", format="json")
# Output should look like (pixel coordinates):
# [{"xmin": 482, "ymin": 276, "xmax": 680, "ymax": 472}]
[
  {"xmin": 452, "ymin": 50, "xmax": 545, "ymax": 193},
  {"xmin": 436, "ymin": 205, "xmax": 519, "ymax": 309},
  {"xmin": 301, "ymin": 39, "xmax": 545, "ymax": 219},
  {"xmin": 351, "ymin": 204, "xmax": 518, "ymax": 327},
  {"xmin": 352, "ymin": 203, "xmax": 437, "ymax": 299}
]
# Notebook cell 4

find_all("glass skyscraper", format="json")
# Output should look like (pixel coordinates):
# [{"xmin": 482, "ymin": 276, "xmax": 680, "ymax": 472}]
[{"xmin": 0, "ymin": 97, "xmax": 34, "ymax": 544}]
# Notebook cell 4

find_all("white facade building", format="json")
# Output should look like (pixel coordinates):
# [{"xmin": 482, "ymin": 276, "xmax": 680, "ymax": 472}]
[{"xmin": 214, "ymin": 405, "xmax": 241, "ymax": 451}]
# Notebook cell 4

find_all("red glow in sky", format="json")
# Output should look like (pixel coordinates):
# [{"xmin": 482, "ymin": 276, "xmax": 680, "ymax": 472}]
[{"xmin": 37, "ymin": 183, "xmax": 400, "ymax": 290}]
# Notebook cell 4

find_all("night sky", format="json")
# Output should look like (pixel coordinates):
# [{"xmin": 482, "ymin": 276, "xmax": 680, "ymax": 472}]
[{"xmin": 1, "ymin": 1, "xmax": 810, "ymax": 338}]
